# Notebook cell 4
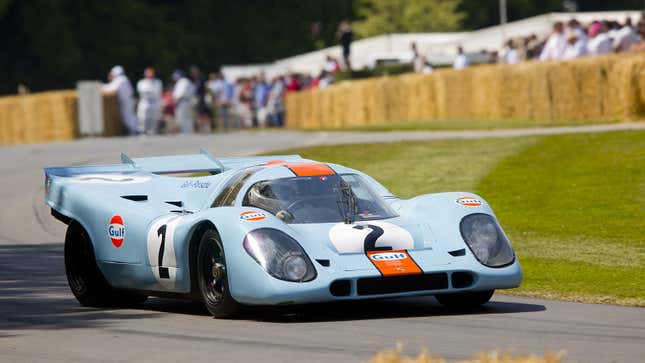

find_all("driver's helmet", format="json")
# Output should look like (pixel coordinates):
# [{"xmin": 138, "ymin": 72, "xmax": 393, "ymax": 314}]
[{"xmin": 246, "ymin": 181, "xmax": 290, "ymax": 214}]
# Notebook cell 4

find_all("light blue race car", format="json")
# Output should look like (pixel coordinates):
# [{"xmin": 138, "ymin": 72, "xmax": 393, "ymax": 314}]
[{"xmin": 44, "ymin": 149, "xmax": 522, "ymax": 318}]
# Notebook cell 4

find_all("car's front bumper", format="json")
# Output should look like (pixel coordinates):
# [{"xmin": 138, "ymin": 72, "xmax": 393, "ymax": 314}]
[{"xmin": 229, "ymin": 248, "xmax": 522, "ymax": 306}]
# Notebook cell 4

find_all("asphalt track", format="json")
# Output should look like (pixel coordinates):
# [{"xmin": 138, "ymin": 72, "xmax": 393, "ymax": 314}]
[{"xmin": 1, "ymin": 125, "xmax": 644, "ymax": 362}]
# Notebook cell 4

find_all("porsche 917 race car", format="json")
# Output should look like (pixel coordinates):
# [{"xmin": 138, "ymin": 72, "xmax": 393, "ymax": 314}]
[{"xmin": 44, "ymin": 149, "xmax": 522, "ymax": 318}]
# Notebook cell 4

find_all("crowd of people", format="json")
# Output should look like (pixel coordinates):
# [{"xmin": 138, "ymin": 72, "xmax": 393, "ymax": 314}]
[
  {"xmin": 101, "ymin": 65, "xmax": 295, "ymax": 136},
  {"xmin": 449, "ymin": 16, "xmax": 645, "ymax": 69},
  {"xmin": 102, "ymin": 16, "xmax": 645, "ymax": 135},
  {"xmin": 101, "ymin": 20, "xmax": 355, "ymax": 136}
]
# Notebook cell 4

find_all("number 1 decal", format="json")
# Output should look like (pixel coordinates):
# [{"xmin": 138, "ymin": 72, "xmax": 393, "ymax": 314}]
[
  {"xmin": 146, "ymin": 215, "xmax": 181, "ymax": 285},
  {"xmin": 157, "ymin": 224, "xmax": 170, "ymax": 279}
]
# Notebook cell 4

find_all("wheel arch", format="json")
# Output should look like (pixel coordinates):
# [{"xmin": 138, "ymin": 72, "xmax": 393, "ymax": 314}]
[{"xmin": 187, "ymin": 220, "xmax": 220, "ymax": 297}]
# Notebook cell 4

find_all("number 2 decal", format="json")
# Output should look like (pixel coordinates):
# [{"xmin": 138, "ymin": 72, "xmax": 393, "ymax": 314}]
[{"xmin": 353, "ymin": 224, "xmax": 391, "ymax": 252}]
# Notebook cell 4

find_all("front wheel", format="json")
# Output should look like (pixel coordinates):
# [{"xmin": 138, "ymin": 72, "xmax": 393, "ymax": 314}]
[
  {"xmin": 435, "ymin": 290, "xmax": 494, "ymax": 308},
  {"xmin": 196, "ymin": 229, "xmax": 242, "ymax": 318}
]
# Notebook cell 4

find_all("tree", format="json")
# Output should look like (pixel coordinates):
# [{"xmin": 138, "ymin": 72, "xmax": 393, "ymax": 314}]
[{"xmin": 354, "ymin": 0, "xmax": 465, "ymax": 37}]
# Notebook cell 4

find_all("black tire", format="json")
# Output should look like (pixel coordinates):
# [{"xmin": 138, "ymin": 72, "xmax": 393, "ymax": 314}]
[
  {"xmin": 65, "ymin": 222, "xmax": 147, "ymax": 307},
  {"xmin": 196, "ymin": 229, "xmax": 242, "ymax": 318},
  {"xmin": 435, "ymin": 290, "xmax": 494, "ymax": 308}
]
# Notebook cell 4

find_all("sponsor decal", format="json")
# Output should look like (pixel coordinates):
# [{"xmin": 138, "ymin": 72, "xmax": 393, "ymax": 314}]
[
  {"xmin": 240, "ymin": 211, "xmax": 267, "ymax": 222},
  {"xmin": 180, "ymin": 180, "xmax": 212, "ymax": 189},
  {"xmin": 366, "ymin": 250, "xmax": 422, "ymax": 276},
  {"xmin": 369, "ymin": 252, "xmax": 407, "ymax": 261},
  {"xmin": 455, "ymin": 196, "xmax": 482, "ymax": 207},
  {"xmin": 108, "ymin": 215, "xmax": 125, "ymax": 248}
]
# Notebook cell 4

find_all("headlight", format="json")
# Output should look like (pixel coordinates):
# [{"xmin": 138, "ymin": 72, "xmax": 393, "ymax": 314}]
[
  {"xmin": 460, "ymin": 213, "xmax": 515, "ymax": 267},
  {"xmin": 243, "ymin": 228, "xmax": 316, "ymax": 282}
]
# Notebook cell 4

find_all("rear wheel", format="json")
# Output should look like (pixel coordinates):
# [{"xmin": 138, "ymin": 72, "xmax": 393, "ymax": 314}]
[
  {"xmin": 65, "ymin": 222, "xmax": 147, "ymax": 307},
  {"xmin": 435, "ymin": 290, "xmax": 494, "ymax": 308},
  {"xmin": 196, "ymin": 229, "xmax": 241, "ymax": 318}
]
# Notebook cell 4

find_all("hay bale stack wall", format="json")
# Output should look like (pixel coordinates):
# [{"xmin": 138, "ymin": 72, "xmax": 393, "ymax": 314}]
[
  {"xmin": 285, "ymin": 53, "xmax": 645, "ymax": 128},
  {"xmin": 0, "ymin": 91, "xmax": 120, "ymax": 145}
]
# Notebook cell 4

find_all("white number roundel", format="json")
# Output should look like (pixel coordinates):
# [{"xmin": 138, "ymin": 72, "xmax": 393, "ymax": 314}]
[{"xmin": 328, "ymin": 221, "xmax": 414, "ymax": 254}]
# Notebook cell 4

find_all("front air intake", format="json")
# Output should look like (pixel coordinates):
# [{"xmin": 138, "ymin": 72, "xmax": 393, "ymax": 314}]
[
  {"xmin": 451, "ymin": 271, "xmax": 475, "ymax": 288},
  {"xmin": 356, "ymin": 273, "xmax": 449, "ymax": 296},
  {"xmin": 330, "ymin": 280, "xmax": 351, "ymax": 296}
]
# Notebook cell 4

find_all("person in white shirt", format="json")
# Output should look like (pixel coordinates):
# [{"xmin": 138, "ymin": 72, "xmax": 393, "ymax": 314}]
[
  {"xmin": 501, "ymin": 39, "xmax": 520, "ymax": 64},
  {"xmin": 136, "ymin": 67, "xmax": 162, "ymax": 135},
  {"xmin": 562, "ymin": 31, "xmax": 587, "ymax": 60},
  {"xmin": 171, "ymin": 70, "xmax": 195, "ymax": 134},
  {"xmin": 613, "ymin": 18, "xmax": 638, "ymax": 52},
  {"xmin": 102, "ymin": 65, "xmax": 139, "ymax": 135},
  {"xmin": 539, "ymin": 22, "xmax": 567, "ymax": 61},
  {"xmin": 567, "ymin": 19, "xmax": 588, "ymax": 49},
  {"xmin": 453, "ymin": 46, "xmax": 469, "ymax": 70},
  {"xmin": 587, "ymin": 22, "xmax": 613, "ymax": 56}
]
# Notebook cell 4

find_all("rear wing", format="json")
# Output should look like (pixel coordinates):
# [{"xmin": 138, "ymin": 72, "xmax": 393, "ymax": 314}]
[{"xmin": 44, "ymin": 149, "xmax": 304, "ymax": 177}]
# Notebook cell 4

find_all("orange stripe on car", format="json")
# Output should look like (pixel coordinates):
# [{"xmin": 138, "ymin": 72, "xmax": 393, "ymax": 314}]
[
  {"xmin": 366, "ymin": 250, "xmax": 422, "ymax": 277},
  {"xmin": 264, "ymin": 161, "xmax": 336, "ymax": 177}
]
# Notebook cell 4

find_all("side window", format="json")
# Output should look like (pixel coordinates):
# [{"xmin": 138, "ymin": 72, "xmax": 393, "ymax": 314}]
[{"xmin": 211, "ymin": 168, "xmax": 259, "ymax": 207}]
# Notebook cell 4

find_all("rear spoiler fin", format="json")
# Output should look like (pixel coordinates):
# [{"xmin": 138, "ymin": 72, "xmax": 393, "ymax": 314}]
[{"xmin": 45, "ymin": 149, "xmax": 304, "ymax": 177}]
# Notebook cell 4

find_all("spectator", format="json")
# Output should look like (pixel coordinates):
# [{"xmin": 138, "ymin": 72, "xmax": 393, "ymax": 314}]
[
  {"xmin": 629, "ymin": 19, "xmax": 645, "ymax": 52},
  {"xmin": 567, "ymin": 19, "xmax": 588, "ymax": 48},
  {"xmin": 502, "ymin": 39, "xmax": 520, "ymax": 64},
  {"xmin": 171, "ymin": 70, "xmax": 195, "ymax": 134},
  {"xmin": 253, "ymin": 73, "xmax": 271, "ymax": 127},
  {"xmin": 136, "ymin": 67, "xmax": 162, "ymax": 135},
  {"xmin": 337, "ymin": 20, "xmax": 353, "ymax": 70},
  {"xmin": 318, "ymin": 70, "xmax": 334, "ymax": 89},
  {"xmin": 267, "ymin": 76, "xmax": 286, "ymax": 127},
  {"xmin": 285, "ymin": 74, "xmax": 301, "ymax": 92},
  {"xmin": 453, "ymin": 46, "xmax": 469, "ymax": 69},
  {"xmin": 236, "ymin": 78, "xmax": 253, "ymax": 128},
  {"xmin": 562, "ymin": 31, "xmax": 586, "ymax": 60},
  {"xmin": 613, "ymin": 18, "xmax": 638, "ymax": 52},
  {"xmin": 102, "ymin": 65, "xmax": 139, "ymax": 135},
  {"xmin": 540, "ymin": 22, "xmax": 567, "ymax": 61},
  {"xmin": 323, "ymin": 55, "xmax": 341, "ymax": 75},
  {"xmin": 412, "ymin": 42, "xmax": 426, "ymax": 72},
  {"xmin": 207, "ymin": 73, "xmax": 235, "ymax": 131},
  {"xmin": 416, "ymin": 56, "xmax": 433, "ymax": 74},
  {"xmin": 160, "ymin": 85, "xmax": 175, "ymax": 134},
  {"xmin": 587, "ymin": 22, "xmax": 612, "ymax": 55},
  {"xmin": 190, "ymin": 66, "xmax": 211, "ymax": 133}
]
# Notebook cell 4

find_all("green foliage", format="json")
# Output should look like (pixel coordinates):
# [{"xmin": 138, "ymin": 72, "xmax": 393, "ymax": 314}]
[
  {"xmin": 354, "ymin": 0, "xmax": 464, "ymax": 37},
  {"xmin": 270, "ymin": 130, "xmax": 645, "ymax": 306},
  {"xmin": 0, "ymin": 0, "xmax": 357, "ymax": 94}
]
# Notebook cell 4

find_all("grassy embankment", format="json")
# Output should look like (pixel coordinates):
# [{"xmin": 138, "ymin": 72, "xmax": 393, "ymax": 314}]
[
  {"xmin": 272, "ymin": 130, "xmax": 645, "ymax": 306},
  {"xmin": 308, "ymin": 119, "xmax": 621, "ymax": 132}
]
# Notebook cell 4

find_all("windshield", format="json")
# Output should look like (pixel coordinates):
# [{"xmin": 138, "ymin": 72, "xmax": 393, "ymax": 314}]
[{"xmin": 242, "ymin": 174, "xmax": 397, "ymax": 224}]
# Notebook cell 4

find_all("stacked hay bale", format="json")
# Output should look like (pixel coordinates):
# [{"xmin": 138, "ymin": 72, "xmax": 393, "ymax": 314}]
[
  {"xmin": 285, "ymin": 52, "xmax": 645, "ymax": 129},
  {"xmin": 0, "ymin": 90, "xmax": 122, "ymax": 145},
  {"xmin": 0, "ymin": 90, "xmax": 78, "ymax": 145}
]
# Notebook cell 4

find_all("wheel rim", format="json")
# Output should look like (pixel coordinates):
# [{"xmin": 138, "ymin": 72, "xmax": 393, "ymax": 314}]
[{"xmin": 200, "ymin": 237, "xmax": 226, "ymax": 305}]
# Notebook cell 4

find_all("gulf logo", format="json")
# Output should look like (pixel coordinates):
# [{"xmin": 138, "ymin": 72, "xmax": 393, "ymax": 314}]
[
  {"xmin": 240, "ymin": 211, "xmax": 267, "ymax": 222},
  {"xmin": 369, "ymin": 252, "xmax": 407, "ymax": 261},
  {"xmin": 108, "ymin": 215, "xmax": 125, "ymax": 248},
  {"xmin": 455, "ymin": 196, "xmax": 482, "ymax": 207}
]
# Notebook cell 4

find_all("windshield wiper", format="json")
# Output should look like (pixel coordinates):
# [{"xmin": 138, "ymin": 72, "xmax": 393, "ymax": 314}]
[{"xmin": 336, "ymin": 180, "xmax": 358, "ymax": 224}]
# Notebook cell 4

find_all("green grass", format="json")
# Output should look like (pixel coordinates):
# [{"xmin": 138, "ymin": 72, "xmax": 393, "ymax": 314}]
[
  {"xmin": 309, "ymin": 119, "xmax": 620, "ymax": 132},
  {"xmin": 272, "ymin": 130, "xmax": 645, "ymax": 306}
]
